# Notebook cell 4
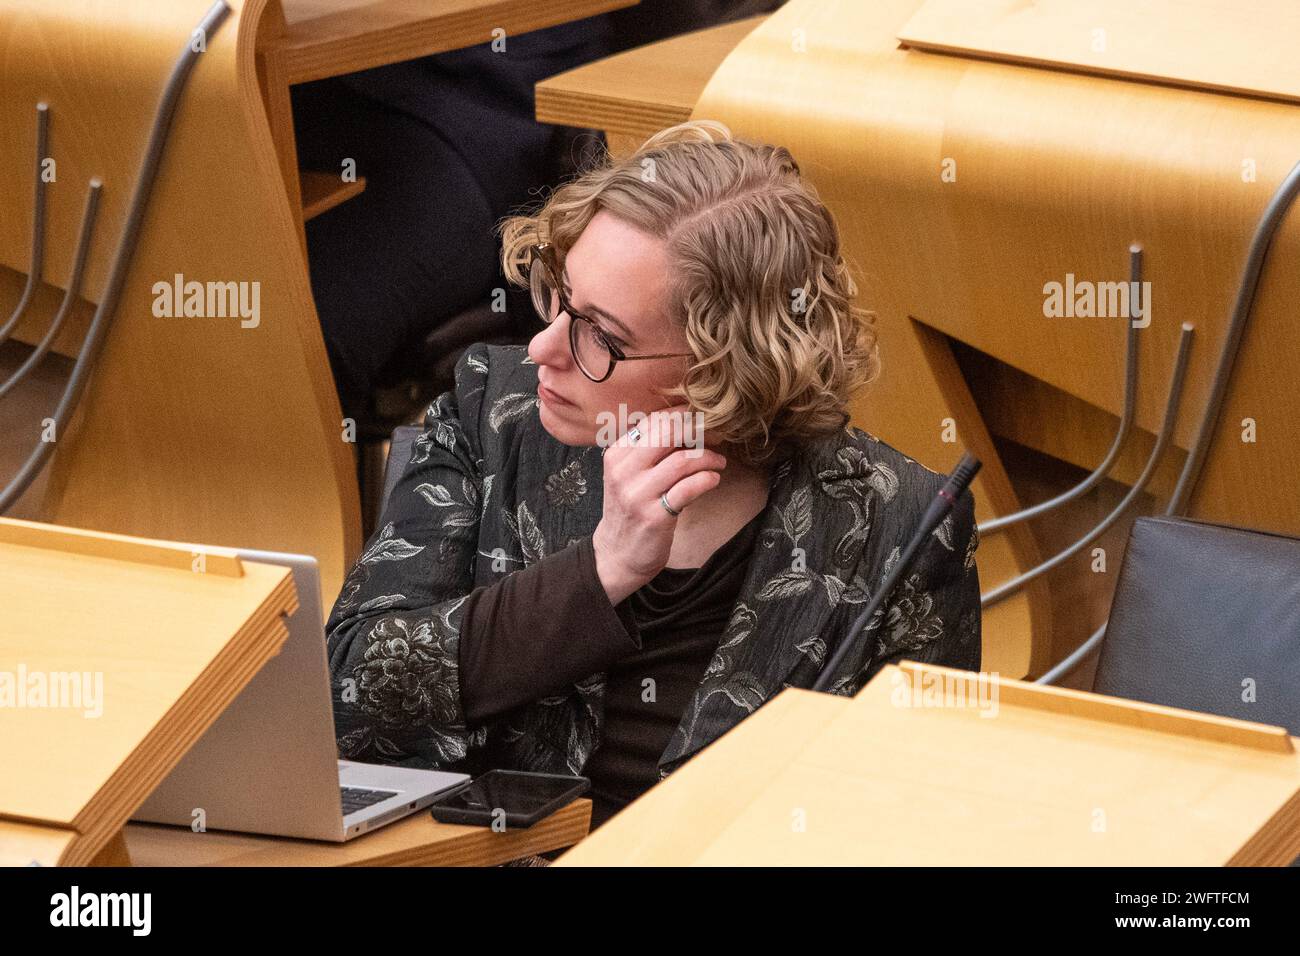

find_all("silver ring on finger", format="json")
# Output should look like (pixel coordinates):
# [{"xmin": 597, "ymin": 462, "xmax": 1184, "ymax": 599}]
[{"xmin": 660, "ymin": 492, "xmax": 681, "ymax": 517}]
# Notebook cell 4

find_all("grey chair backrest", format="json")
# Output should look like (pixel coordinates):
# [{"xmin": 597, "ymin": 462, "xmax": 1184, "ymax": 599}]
[
  {"xmin": 1093, "ymin": 515, "xmax": 1300, "ymax": 734},
  {"xmin": 380, "ymin": 425, "xmax": 425, "ymax": 517}
]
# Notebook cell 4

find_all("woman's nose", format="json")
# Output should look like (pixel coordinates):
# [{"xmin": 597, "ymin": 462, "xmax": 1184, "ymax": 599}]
[{"xmin": 527, "ymin": 311, "xmax": 571, "ymax": 368}]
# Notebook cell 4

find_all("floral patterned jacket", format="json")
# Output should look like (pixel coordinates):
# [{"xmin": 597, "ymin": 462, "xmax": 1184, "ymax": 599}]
[{"xmin": 325, "ymin": 342, "xmax": 981, "ymax": 778}]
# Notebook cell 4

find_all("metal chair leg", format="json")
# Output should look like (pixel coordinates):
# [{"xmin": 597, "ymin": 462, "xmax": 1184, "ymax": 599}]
[
  {"xmin": 0, "ymin": 102, "xmax": 49, "ymax": 349},
  {"xmin": 979, "ymin": 244, "xmax": 1144, "ymax": 535},
  {"xmin": 982, "ymin": 322, "xmax": 1195, "ymax": 609}
]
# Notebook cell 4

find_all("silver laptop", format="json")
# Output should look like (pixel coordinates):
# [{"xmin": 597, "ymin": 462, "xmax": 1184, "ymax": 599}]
[{"xmin": 132, "ymin": 548, "xmax": 469, "ymax": 842}]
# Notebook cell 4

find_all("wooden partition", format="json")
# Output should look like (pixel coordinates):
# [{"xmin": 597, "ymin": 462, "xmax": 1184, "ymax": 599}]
[{"xmin": 0, "ymin": 0, "xmax": 360, "ymax": 601}]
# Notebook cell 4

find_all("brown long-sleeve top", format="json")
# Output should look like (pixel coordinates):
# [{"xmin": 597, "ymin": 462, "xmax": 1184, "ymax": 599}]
[{"xmin": 458, "ymin": 510, "xmax": 764, "ymax": 827}]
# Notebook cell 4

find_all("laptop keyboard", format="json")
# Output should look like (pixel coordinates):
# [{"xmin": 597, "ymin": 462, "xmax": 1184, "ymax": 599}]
[{"xmin": 340, "ymin": 786, "xmax": 400, "ymax": 815}]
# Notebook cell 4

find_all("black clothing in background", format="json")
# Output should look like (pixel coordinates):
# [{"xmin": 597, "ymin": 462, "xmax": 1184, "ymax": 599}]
[{"xmin": 289, "ymin": 17, "xmax": 614, "ymax": 424}]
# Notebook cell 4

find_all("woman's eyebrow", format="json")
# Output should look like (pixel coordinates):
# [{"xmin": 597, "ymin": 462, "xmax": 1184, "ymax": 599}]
[{"xmin": 561, "ymin": 266, "xmax": 636, "ymax": 341}]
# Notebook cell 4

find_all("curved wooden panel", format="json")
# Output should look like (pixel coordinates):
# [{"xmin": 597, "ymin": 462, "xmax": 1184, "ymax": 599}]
[
  {"xmin": 685, "ymin": 0, "xmax": 1300, "ymax": 675},
  {"xmin": 0, "ymin": 0, "xmax": 360, "ymax": 602}
]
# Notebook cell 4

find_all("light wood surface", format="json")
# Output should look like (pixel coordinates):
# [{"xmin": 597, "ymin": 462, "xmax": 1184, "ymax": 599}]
[
  {"xmin": 565, "ymin": 690, "xmax": 850, "ymax": 867},
  {"xmin": 280, "ymin": 0, "xmax": 638, "ymax": 86},
  {"xmin": 124, "ymin": 798, "xmax": 591, "ymax": 866},
  {"xmin": 88, "ymin": 831, "xmax": 132, "ymax": 866},
  {"xmin": 0, "ymin": 517, "xmax": 297, "ymax": 866},
  {"xmin": 692, "ymin": 0, "xmax": 1300, "ymax": 535},
  {"xmin": 254, "ymin": 0, "xmax": 311, "ymax": 258},
  {"xmin": 961, "ymin": 354, "xmax": 1188, "ymax": 500},
  {"xmin": 536, "ymin": 15, "xmax": 763, "ymax": 140},
  {"xmin": 559, "ymin": 662, "xmax": 1300, "ymax": 866},
  {"xmin": 898, "ymin": 0, "xmax": 1300, "ymax": 104},
  {"xmin": 300, "ymin": 170, "xmax": 367, "ymax": 221}
]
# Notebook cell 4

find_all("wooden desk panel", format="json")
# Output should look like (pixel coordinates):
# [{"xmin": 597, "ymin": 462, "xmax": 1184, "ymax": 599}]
[
  {"xmin": 559, "ymin": 665, "xmax": 1300, "ymax": 866},
  {"xmin": 0, "ymin": 517, "xmax": 298, "ymax": 866},
  {"xmin": 535, "ymin": 15, "xmax": 763, "ymax": 142},
  {"xmin": 281, "ymin": 0, "xmax": 638, "ymax": 85},
  {"xmin": 556, "ymin": 692, "xmax": 848, "ymax": 866}
]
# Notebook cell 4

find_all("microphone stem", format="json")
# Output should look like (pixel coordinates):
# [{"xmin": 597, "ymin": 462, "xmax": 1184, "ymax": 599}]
[{"xmin": 810, "ymin": 453, "xmax": 980, "ymax": 694}]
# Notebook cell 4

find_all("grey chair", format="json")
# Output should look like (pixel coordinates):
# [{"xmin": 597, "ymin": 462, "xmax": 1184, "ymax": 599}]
[
  {"xmin": 379, "ymin": 424, "xmax": 425, "ymax": 517},
  {"xmin": 1093, "ymin": 515, "xmax": 1300, "ymax": 734}
]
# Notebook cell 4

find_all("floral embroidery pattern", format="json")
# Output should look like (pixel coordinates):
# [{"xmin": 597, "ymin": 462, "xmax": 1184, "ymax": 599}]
[
  {"xmin": 357, "ymin": 613, "xmax": 461, "ymax": 727},
  {"xmin": 544, "ymin": 459, "xmax": 587, "ymax": 507},
  {"xmin": 335, "ymin": 522, "xmax": 424, "ymax": 611}
]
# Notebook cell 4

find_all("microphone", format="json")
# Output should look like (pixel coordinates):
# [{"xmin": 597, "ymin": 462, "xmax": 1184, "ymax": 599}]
[{"xmin": 811, "ymin": 451, "xmax": 982, "ymax": 694}]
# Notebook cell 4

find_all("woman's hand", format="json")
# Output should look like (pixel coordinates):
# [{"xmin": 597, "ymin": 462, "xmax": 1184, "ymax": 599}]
[{"xmin": 591, "ymin": 405, "xmax": 727, "ymax": 605}]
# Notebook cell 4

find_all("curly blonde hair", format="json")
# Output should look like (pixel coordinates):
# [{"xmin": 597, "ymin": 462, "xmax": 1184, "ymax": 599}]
[{"xmin": 498, "ymin": 119, "xmax": 879, "ymax": 467}]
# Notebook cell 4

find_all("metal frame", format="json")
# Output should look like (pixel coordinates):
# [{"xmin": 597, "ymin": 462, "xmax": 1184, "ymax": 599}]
[
  {"xmin": 0, "ymin": 103, "xmax": 49, "ymax": 349},
  {"xmin": 979, "ymin": 244, "xmax": 1144, "ymax": 535},
  {"xmin": 983, "ymin": 322, "xmax": 1194, "ymax": 609},
  {"xmin": 0, "ymin": 180, "xmax": 101, "ymax": 401},
  {"xmin": 1038, "ymin": 157, "xmax": 1300, "ymax": 684}
]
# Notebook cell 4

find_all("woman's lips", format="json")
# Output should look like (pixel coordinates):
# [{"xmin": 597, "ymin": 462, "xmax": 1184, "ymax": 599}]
[{"xmin": 538, "ymin": 381, "xmax": 572, "ymax": 407}]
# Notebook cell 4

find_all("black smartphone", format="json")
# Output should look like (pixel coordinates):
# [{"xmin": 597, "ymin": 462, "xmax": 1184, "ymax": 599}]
[{"xmin": 428, "ymin": 770, "xmax": 590, "ymax": 828}]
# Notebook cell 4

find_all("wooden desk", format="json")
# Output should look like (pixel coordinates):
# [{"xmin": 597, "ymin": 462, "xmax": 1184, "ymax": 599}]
[
  {"xmin": 124, "ymin": 798, "xmax": 590, "ymax": 866},
  {"xmin": 535, "ymin": 14, "xmax": 762, "ymax": 150},
  {"xmin": 559, "ymin": 663, "xmax": 1300, "ymax": 866},
  {"xmin": 0, "ymin": 518, "xmax": 299, "ymax": 866},
  {"xmin": 281, "ymin": 0, "xmax": 638, "ymax": 86}
]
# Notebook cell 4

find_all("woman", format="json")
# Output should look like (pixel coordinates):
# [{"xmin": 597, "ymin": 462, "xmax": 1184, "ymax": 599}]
[{"xmin": 326, "ymin": 120, "xmax": 981, "ymax": 829}]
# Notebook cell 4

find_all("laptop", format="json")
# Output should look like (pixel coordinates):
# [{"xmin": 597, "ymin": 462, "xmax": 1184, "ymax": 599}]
[{"xmin": 132, "ymin": 549, "xmax": 469, "ymax": 841}]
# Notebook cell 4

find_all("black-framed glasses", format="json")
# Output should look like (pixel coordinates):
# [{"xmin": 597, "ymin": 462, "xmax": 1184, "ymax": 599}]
[{"xmin": 528, "ymin": 242, "xmax": 692, "ymax": 383}]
